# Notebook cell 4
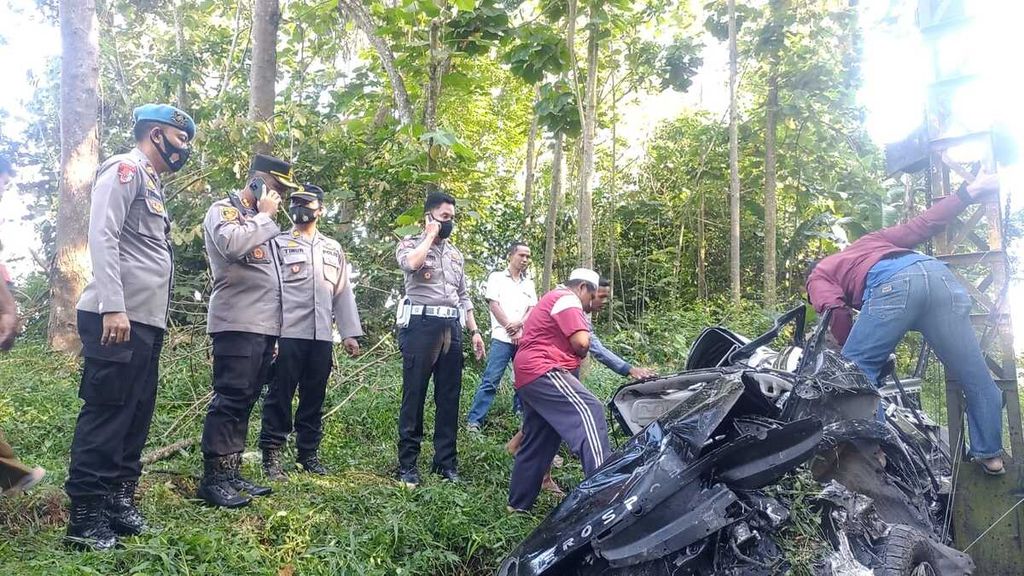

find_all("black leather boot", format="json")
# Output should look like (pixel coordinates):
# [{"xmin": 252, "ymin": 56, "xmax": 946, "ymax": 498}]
[
  {"xmin": 297, "ymin": 452, "xmax": 328, "ymax": 475},
  {"xmin": 66, "ymin": 496, "xmax": 118, "ymax": 551},
  {"xmin": 106, "ymin": 480, "xmax": 147, "ymax": 536},
  {"xmin": 196, "ymin": 456, "xmax": 251, "ymax": 508},
  {"xmin": 226, "ymin": 453, "xmax": 272, "ymax": 497},
  {"xmin": 262, "ymin": 448, "xmax": 288, "ymax": 482}
]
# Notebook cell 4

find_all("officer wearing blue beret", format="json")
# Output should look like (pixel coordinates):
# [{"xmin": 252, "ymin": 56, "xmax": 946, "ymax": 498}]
[{"xmin": 66, "ymin": 104, "xmax": 195, "ymax": 550}]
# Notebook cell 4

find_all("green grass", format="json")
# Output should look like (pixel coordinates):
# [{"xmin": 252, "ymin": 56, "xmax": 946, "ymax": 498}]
[{"xmin": 1, "ymin": 336, "xmax": 629, "ymax": 575}]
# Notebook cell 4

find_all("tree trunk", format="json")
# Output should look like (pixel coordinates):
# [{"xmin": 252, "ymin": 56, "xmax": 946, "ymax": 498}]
[
  {"xmin": 49, "ymin": 0, "xmax": 100, "ymax": 352},
  {"xmin": 607, "ymin": 72, "xmax": 618, "ymax": 323},
  {"xmin": 174, "ymin": 0, "xmax": 190, "ymax": 110},
  {"xmin": 423, "ymin": 14, "xmax": 451, "ymax": 191},
  {"xmin": 577, "ymin": 13, "xmax": 598, "ymax": 269},
  {"xmin": 249, "ymin": 0, "xmax": 280, "ymax": 155},
  {"xmin": 523, "ymin": 88, "xmax": 541, "ymax": 226},
  {"xmin": 763, "ymin": 71, "xmax": 778, "ymax": 309},
  {"xmin": 697, "ymin": 189, "xmax": 707, "ymax": 299},
  {"xmin": 423, "ymin": 17, "xmax": 448, "ymax": 133},
  {"xmin": 542, "ymin": 133, "xmax": 564, "ymax": 292},
  {"xmin": 727, "ymin": 0, "xmax": 741, "ymax": 305},
  {"xmin": 338, "ymin": 0, "xmax": 414, "ymax": 126}
]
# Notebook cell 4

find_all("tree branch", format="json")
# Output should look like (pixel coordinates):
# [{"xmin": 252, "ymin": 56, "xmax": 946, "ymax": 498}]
[{"xmin": 338, "ymin": 0, "xmax": 414, "ymax": 126}]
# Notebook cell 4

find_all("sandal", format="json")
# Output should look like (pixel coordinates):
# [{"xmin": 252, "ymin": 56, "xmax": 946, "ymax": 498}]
[{"xmin": 975, "ymin": 456, "xmax": 1006, "ymax": 476}]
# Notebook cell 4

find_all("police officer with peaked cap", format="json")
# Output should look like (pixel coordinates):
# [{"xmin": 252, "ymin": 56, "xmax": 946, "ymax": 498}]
[
  {"xmin": 196, "ymin": 153, "xmax": 300, "ymax": 508},
  {"xmin": 66, "ymin": 104, "xmax": 195, "ymax": 550},
  {"xmin": 394, "ymin": 190, "xmax": 486, "ymax": 488},
  {"xmin": 258, "ymin": 183, "xmax": 364, "ymax": 480}
]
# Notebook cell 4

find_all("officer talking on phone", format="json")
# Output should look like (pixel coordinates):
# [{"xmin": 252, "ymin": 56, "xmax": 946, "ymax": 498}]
[
  {"xmin": 394, "ymin": 190, "xmax": 485, "ymax": 488},
  {"xmin": 196, "ymin": 154, "xmax": 300, "ymax": 508}
]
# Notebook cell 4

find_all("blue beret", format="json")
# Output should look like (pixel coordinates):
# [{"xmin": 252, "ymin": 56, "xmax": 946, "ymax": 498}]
[{"xmin": 133, "ymin": 104, "xmax": 196, "ymax": 140}]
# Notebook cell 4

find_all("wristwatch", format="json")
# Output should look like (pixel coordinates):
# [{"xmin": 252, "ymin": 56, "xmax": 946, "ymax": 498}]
[{"xmin": 469, "ymin": 329, "xmax": 480, "ymax": 336}]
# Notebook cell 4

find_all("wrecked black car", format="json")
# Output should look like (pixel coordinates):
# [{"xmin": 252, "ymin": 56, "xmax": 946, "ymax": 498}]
[{"xmin": 497, "ymin": 306, "xmax": 973, "ymax": 576}]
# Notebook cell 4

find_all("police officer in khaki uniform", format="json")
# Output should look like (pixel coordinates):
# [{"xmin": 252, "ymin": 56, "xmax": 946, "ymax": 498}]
[
  {"xmin": 66, "ymin": 104, "xmax": 195, "ymax": 550},
  {"xmin": 394, "ymin": 190, "xmax": 485, "ymax": 488},
  {"xmin": 259, "ymin": 183, "xmax": 363, "ymax": 480},
  {"xmin": 196, "ymin": 154, "xmax": 299, "ymax": 508}
]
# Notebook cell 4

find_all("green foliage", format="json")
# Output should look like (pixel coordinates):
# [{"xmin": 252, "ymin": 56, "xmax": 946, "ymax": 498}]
[
  {"xmin": 502, "ymin": 24, "xmax": 570, "ymax": 84},
  {"xmin": 535, "ymin": 80, "xmax": 581, "ymax": 137},
  {"xmin": 599, "ymin": 297, "xmax": 777, "ymax": 369},
  {"xmin": 659, "ymin": 36, "xmax": 704, "ymax": 92},
  {"xmin": 447, "ymin": 0, "xmax": 511, "ymax": 55},
  {"xmin": 0, "ymin": 336, "xmax": 552, "ymax": 575}
]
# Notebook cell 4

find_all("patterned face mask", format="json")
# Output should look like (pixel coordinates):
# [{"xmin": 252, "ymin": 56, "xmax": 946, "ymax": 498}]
[{"xmin": 289, "ymin": 203, "xmax": 318, "ymax": 223}]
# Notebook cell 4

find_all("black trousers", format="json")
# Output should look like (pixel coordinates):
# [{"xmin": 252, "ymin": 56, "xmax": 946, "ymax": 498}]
[
  {"xmin": 259, "ymin": 338, "xmax": 333, "ymax": 454},
  {"xmin": 200, "ymin": 331, "xmax": 276, "ymax": 458},
  {"xmin": 397, "ymin": 315, "xmax": 463, "ymax": 472},
  {"xmin": 66, "ymin": 310, "xmax": 165, "ymax": 498}
]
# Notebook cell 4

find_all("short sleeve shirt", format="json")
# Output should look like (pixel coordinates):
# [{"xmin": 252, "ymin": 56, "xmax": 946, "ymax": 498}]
[
  {"xmin": 513, "ymin": 288, "xmax": 591, "ymax": 389},
  {"xmin": 484, "ymin": 269, "xmax": 537, "ymax": 343}
]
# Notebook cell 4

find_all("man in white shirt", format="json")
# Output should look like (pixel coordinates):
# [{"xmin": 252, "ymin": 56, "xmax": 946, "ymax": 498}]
[{"xmin": 465, "ymin": 242, "xmax": 537, "ymax": 431}]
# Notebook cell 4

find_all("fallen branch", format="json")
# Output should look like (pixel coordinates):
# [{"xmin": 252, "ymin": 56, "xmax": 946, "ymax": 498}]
[
  {"xmin": 141, "ymin": 437, "xmax": 198, "ymax": 465},
  {"xmin": 323, "ymin": 350, "xmax": 399, "ymax": 420},
  {"xmin": 160, "ymin": 391, "xmax": 213, "ymax": 443}
]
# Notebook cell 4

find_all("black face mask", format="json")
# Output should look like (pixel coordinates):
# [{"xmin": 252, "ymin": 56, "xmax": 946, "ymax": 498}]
[
  {"xmin": 289, "ymin": 204, "xmax": 318, "ymax": 224},
  {"xmin": 437, "ymin": 219, "xmax": 454, "ymax": 239},
  {"xmin": 152, "ymin": 130, "xmax": 190, "ymax": 172}
]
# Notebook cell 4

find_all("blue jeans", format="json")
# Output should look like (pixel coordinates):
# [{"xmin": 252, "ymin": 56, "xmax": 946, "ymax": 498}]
[
  {"xmin": 842, "ymin": 259, "xmax": 1003, "ymax": 459},
  {"xmin": 466, "ymin": 339, "xmax": 519, "ymax": 426}
]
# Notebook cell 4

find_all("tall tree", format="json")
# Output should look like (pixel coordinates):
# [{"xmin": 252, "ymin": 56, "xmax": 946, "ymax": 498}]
[
  {"xmin": 607, "ymin": 68, "xmax": 619, "ymax": 322},
  {"xmin": 249, "ymin": 0, "xmax": 280, "ymax": 154},
  {"xmin": 577, "ymin": 3, "xmax": 599, "ymax": 269},
  {"xmin": 523, "ymin": 89, "xmax": 541, "ymax": 226},
  {"xmin": 727, "ymin": 0, "xmax": 741, "ymax": 305},
  {"xmin": 175, "ymin": 0, "xmax": 190, "ymax": 110},
  {"xmin": 423, "ymin": 10, "xmax": 452, "ymax": 188},
  {"xmin": 542, "ymin": 133, "xmax": 564, "ymax": 291},
  {"xmin": 49, "ymin": 0, "xmax": 100, "ymax": 351},
  {"xmin": 762, "ymin": 0, "xmax": 783, "ymax": 309}
]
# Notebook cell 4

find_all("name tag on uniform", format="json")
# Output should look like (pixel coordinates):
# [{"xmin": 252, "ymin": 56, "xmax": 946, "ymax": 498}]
[{"xmin": 323, "ymin": 249, "xmax": 341, "ymax": 265}]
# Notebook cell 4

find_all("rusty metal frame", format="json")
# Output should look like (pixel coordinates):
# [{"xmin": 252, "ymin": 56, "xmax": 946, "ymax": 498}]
[{"xmin": 902, "ymin": 0, "xmax": 1024, "ymax": 571}]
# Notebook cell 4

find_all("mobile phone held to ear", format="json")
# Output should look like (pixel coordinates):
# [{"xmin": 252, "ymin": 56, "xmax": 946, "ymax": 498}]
[{"xmin": 249, "ymin": 177, "xmax": 267, "ymax": 201}]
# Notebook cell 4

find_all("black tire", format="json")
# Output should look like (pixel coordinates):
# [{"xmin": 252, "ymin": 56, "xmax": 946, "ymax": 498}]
[{"xmin": 876, "ymin": 525, "xmax": 967, "ymax": 576}]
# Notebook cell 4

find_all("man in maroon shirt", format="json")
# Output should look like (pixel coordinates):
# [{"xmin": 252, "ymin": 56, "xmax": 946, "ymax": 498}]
[
  {"xmin": 806, "ymin": 172, "xmax": 1004, "ymax": 474},
  {"xmin": 508, "ymin": 268, "xmax": 610, "ymax": 511}
]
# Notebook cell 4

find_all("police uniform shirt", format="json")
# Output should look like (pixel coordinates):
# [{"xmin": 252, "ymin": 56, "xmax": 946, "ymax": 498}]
[
  {"xmin": 203, "ymin": 195, "xmax": 282, "ymax": 336},
  {"xmin": 78, "ymin": 148, "xmax": 173, "ymax": 329},
  {"xmin": 395, "ymin": 234, "xmax": 473, "ymax": 312},
  {"xmin": 274, "ymin": 229, "xmax": 364, "ymax": 341}
]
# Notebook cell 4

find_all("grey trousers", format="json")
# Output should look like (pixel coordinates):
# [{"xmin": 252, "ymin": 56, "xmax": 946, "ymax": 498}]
[{"xmin": 508, "ymin": 369, "xmax": 610, "ymax": 510}]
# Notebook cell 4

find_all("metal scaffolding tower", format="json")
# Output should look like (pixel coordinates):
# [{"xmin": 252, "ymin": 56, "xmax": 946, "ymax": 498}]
[{"xmin": 886, "ymin": 1, "xmax": 1024, "ymax": 571}]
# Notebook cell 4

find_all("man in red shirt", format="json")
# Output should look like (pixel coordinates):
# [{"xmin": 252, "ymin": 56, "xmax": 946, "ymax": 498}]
[
  {"xmin": 508, "ymin": 268, "xmax": 610, "ymax": 511},
  {"xmin": 806, "ymin": 172, "xmax": 1004, "ymax": 474}
]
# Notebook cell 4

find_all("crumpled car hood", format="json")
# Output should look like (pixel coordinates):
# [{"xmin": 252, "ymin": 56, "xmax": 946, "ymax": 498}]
[{"xmin": 498, "ymin": 372, "xmax": 823, "ymax": 576}]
